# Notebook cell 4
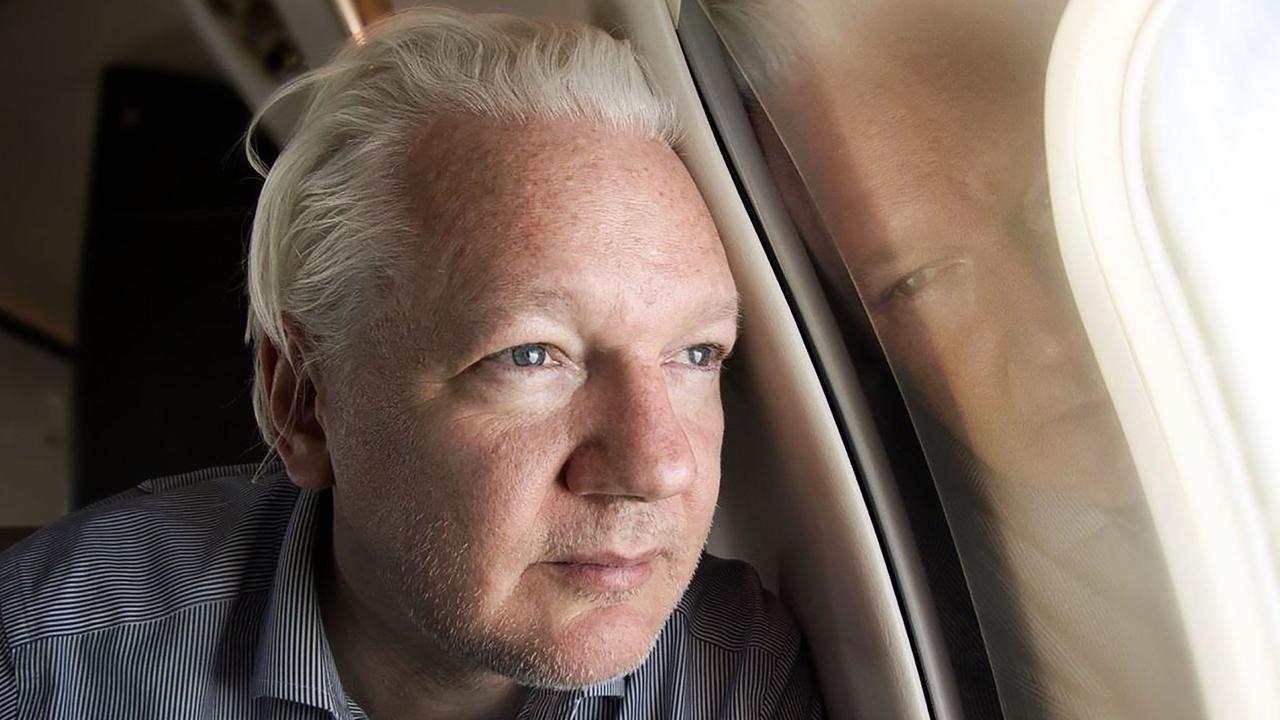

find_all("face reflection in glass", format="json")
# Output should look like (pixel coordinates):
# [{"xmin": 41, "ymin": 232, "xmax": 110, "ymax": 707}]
[{"xmin": 750, "ymin": 3, "xmax": 1134, "ymax": 500}]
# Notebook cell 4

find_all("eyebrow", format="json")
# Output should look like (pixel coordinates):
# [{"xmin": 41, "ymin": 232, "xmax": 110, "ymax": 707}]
[
  {"xmin": 434, "ymin": 287, "xmax": 742, "ymax": 356},
  {"xmin": 460, "ymin": 286, "xmax": 576, "ymax": 325},
  {"xmin": 429, "ymin": 286, "xmax": 571, "ymax": 353},
  {"xmin": 705, "ymin": 295, "xmax": 744, "ymax": 334}
]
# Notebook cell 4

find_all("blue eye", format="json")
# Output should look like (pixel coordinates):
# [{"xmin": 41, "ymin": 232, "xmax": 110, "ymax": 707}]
[
  {"xmin": 676, "ymin": 344, "xmax": 728, "ymax": 369},
  {"xmin": 686, "ymin": 345, "xmax": 713, "ymax": 367},
  {"xmin": 510, "ymin": 344, "xmax": 548, "ymax": 367}
]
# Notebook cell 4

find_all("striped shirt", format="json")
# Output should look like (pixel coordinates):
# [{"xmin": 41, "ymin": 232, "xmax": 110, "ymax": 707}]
[{"xmin": 0, "ymin": 465, "xmax": 823, "ymax": 719}]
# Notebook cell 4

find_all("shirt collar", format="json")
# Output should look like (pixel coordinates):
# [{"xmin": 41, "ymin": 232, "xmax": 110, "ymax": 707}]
[
  {"xmin": 250, "ymin": 476, "xmax": 629, "ymax": 717},
  {"xmin": 251, "ymin": 481, "xmax": 352, "ymax": 717},
  {"xmin": 581, "ymin": 676, "xmax": 627, "ymax": 698},
  {"xmin": 517, "ymin": 677, "xmax": 627, "ymax": 718}
]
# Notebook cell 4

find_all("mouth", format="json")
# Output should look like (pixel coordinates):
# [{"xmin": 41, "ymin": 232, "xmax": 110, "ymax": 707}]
[{"xmin": 543, "ymin": 549, "xmax": 660, "ymax": 593}]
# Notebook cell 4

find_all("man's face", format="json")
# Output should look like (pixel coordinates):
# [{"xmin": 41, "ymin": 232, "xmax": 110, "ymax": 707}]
[
  {"xmin": 321, "ymin": 119, "xmax": 738, "ymax": 687},
  {"xmin": 761, "ymin": 9, "xmax": 1131, "ymax": 495}
]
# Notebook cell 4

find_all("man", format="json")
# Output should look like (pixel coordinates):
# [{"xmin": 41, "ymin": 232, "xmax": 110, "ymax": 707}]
[
  {"xmin": 706, "ymin": 0, "xmax": 1200, "ymax": 717},
  {"xmin": 711, "ymin": 0, "xmax": 1124, "ymax": 502},
  {"xmin": 0, "ymin": 8, "xmax": 822, "ymax": 719}
]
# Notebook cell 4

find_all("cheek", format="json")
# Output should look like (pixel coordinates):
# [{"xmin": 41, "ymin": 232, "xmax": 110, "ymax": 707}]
[
  {"xmin": 871, "ymin": 323, "xmax": 991, "ymax": 449},
  {"xmin": 677, "ymin": 385, "xmax": 726, "ymax": 512},
  {"xmin": 694, "ymin": 410, "xmax": 726, "ymax": 481},
  {"xmin": 670, "ymin": 375, "xmax": 726, "ymax": 442},
  {"xmin": 933, "ymin": 347, "xmax": 1006, "ymax": 440},
  {"xmin": 417, "ymin": 406, "xmax": 576, "ymax": 543},
  {"xmin": 876, "ymin": 324, "xmax": 957, "ymax": 406}
]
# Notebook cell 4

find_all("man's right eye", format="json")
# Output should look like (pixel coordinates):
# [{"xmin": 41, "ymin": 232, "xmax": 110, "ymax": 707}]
[
  {"xmin": 484, "ymin": 343, "xmax": 555, "ymax": 369},
  {"xmin": 878, "ymin": 259, "xmax": 970, "ymax": 306},
  {"xmin": 510, "ymin": 344, "xmax": 548, "ymax": 367}
]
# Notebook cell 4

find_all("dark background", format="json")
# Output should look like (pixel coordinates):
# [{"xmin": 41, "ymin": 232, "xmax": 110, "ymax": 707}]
[
  {"xmin": 0, "ymin": 0, "xmax": 275, "ymax": 544},
  {"xmin": 72, "ymin": 67, "xmax": 267, "ymax": 508}
]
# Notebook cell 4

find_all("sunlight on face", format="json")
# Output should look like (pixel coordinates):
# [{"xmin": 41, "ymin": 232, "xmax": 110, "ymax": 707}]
[{"xmin": 323, "ymin": 119, "xmax": 739, "ymax": 688}]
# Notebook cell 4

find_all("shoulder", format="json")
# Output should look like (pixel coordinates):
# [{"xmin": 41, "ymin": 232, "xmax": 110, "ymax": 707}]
[
  {"xmin": 653, "ymin": 554, "xmax": 825, "ymax": 718},
  {"xmin": 0, "ymin": 463, "xmax": 297, "ymax": 648}
]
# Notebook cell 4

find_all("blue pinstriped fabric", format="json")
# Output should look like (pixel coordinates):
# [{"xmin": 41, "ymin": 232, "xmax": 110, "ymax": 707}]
[{"xmin": 0, "ymin": 465, "xmax": 823, "ymax": 719}]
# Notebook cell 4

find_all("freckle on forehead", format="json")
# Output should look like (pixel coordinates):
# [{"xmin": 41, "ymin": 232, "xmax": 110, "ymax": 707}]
[{"xmin": 407, "ymin": 117, "xmax": 719, "ymax": 278}]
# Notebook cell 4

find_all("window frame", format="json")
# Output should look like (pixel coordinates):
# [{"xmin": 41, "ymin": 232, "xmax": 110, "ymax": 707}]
[{"xmin": 676, "ymin": 3, "xmax": 1002, "ymax": 718}]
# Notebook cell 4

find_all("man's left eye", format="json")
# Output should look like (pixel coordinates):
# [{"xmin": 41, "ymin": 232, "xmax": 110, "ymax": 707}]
[
  {"xmin": 677, "ymin": 344, "xmax": 722, "ymax": 368},
  {"xmin": 510, "ymin": 344, "xmax": 548, "ymax": 367},
  {"xmin": 482, "ymin": 343, "xmax": 559, "ymax": 371}
]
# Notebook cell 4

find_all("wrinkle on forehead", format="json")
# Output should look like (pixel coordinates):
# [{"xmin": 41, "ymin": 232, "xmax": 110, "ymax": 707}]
[
  {"xmin": 382, "ymin": 116, "xmax": 731, "ymax": 358},
  {"xmin": 405, "ymin": 117, "xmax": 711, "ymax": 264}
]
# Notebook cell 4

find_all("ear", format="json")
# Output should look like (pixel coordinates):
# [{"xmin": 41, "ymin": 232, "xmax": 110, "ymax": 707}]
[{"xmin": 259, "ymin": 336, "xmax": 335, "ymax": 491}]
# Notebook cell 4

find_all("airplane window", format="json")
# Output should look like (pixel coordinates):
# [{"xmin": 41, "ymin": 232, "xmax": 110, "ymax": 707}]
[{"xmin": 702, "ymin": 0, "xmax": 1205, "ymax": 716}]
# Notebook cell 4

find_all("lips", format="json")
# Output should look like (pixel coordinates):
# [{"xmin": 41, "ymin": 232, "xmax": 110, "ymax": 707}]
[
  {"xmin": 544, "ymin": 549, "xmax": 660, "ymax": 593},
  {"xmin": 554, "ymin": 549, "xmax": 660, "ymax": 566}
]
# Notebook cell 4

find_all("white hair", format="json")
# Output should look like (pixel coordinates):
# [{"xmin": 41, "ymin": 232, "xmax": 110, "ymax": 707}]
[{"xmin": 245, "ymin": 6, "xmax": 680, "ymax": 447}]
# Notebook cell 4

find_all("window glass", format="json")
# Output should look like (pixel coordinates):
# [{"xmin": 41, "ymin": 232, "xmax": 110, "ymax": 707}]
[{"xmin": 702, "ymin": 0, "xmax": 1204, "ymax": 716}]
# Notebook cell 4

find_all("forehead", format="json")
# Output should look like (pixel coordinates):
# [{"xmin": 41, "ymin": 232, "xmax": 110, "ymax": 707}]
[
  {"xmin": 395, "ymin": 117, "xmax": 733, "ymax": 333},
  {"xmin": 766, "ymin": 29, "xmax": 1049, "ymax": 262}
]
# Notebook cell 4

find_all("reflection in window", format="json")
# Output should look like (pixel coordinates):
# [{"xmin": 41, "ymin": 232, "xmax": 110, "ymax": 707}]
[{"xmin": 703, "ymin": 0, "xmax": 1204, "ymax": 716}]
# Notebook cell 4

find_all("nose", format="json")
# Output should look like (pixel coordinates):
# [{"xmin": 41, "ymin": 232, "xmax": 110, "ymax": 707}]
[
  {"xmin": 998, "ymin": 238, "xmax": 1110, "ymax": 414},
  {"xmin": 1004, "ymin": 241, "xmax": 1092, "ymax": 371},
  {"xmin": 562, "ymin": 365, "xmax": 698, "ymax": 502},
  {"xmin": 1011, "ymin": 287, "xmax": 1075, "ymax": 369}
]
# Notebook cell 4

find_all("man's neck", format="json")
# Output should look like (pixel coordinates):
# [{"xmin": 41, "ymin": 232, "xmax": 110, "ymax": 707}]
[{"xmin": 315, "ymin": 506, "xmax": 527, "ymax": 720}]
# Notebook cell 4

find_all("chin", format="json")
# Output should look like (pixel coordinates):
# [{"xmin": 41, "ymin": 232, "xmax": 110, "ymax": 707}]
[
  {"xmin": 502, "ymin": 551, "xmax": 699, "ymax": 685},
  {"xmin": 575, "ymin": 601, "xmax": 672, "ymax": 678},
  {"xmin": 496, "ymin": 607, "xmax": 665, "ymax": 690}
]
